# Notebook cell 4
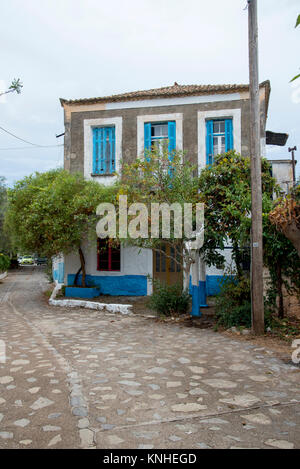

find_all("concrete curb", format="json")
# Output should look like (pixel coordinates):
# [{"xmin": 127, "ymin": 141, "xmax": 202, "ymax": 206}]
[
  {"xmin": 0, "ymin": 271, "xmax": 7, "ymax": 281},
  {"xmin": 49, "ymin": 284, "xmax": 133, "ymax": 315}
]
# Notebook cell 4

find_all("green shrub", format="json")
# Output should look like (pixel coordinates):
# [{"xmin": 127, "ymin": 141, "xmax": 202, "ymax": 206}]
[
  {"xmin": 45, "ymin": 258, "xmax": 53, "ymax": 282},
  {"xmin": 0, "ymin": 253, "xmax": 10, "ymax": 272},
  {"xmin": 148, "ymin": 279, "xmax": 190, "ymax": 316},
  {"xmin": 215, "ymin": 275, "xmax": 252, "ymax": 328}
]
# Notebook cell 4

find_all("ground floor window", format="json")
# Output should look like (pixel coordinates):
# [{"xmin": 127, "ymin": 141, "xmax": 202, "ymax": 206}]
[{"xmin": 97, "ymin": 239, "xmax": 121, "ymax": 271}]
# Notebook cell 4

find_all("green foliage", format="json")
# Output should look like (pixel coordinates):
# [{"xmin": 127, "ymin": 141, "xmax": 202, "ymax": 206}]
[
  {"xmin": 148, "ymin": 279, "xmax": 190, "ymax": 316},
  {"xmin": 45, "ymin": 258, "xmax": 53, "ymax": 283},
  {"xmin": 9, "ymin": 78, "xmax": 23, "ymax": 94},
  {"xmin": 0, "ymin": 177, "xmax": 11, "ymax": 254},
  {"xmin": 0, "ymin": 253, "xmax": 10, "ymax": 272},
  {"xmin": 5, "ymin": 169, "xmax": 116, "ymax": 258},
  {"xmin": 291, "ymin": 14, "xmax": 300, "ymax": 82},
  {"xmin": 198, "ymin": 151, "xmax": 277, "ymax": 272},
  {"xmin": 5, "ymin": 169, "xmax": 117, "ymax": 286},
  {"xmin": 215, "ymin": 275, "xmax": 252, "ymax": 328},
  {"xmin": 118, "ymin": 145, "xmax": 202, "ymax": 286}
]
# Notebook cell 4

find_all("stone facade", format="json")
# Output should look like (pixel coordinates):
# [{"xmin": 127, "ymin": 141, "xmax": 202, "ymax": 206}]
[{"xmin": 59, "ymin": 82, "xmax": 270, "ymax": 296}]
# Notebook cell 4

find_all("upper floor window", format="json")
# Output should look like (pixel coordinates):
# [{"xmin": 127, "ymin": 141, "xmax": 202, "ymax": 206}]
[
  {"xmin": 93, "ymin": 127, "xmax": 115, "ymax": 175},
  {"xmin": 144, "ymin": 121, "xmax": 176, "ymax": 157},
  {"xmin": 97, "ymin": 238, "xmax": 120, "ymax": 272},
  {"xmin": 206, "ymin": 119, "xmax": 233, "ymax": 165}
]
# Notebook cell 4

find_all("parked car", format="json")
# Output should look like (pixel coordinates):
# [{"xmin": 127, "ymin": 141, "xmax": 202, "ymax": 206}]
[
  {"xmin": 20, "ymin": 256, "xmax": 34, "ymax": 265},
  {"xmin": 35, "ymin": 257, "xmax": 47, "ymax": 265}
]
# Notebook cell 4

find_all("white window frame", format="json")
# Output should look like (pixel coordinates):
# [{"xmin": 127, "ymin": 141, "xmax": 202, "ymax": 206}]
[
  {"xmin": 197, "ymin": 109, "xmax": 241, "ymax": 174},
  {"xmin": 137, "ymin": 113, "xmax": 183, "ymax": 158},
  {"xmin": 83, "ymin": 117, "xmax": 122, "ymax": 185}
]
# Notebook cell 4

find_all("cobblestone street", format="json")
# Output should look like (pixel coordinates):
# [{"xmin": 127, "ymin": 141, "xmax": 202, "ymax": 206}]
[{"xmin": 0, "ymin": 268, "xmax": 299, "ymax": 449}]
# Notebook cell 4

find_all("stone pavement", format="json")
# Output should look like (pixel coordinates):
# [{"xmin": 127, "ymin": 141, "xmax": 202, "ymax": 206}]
[{"xmin": 0, "ymin": 268, "xmax": 299, "ymax": 449}]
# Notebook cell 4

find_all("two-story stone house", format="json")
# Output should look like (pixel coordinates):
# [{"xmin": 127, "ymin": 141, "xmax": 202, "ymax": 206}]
[{"xmin": 55, "ymin": 81, "xmax": 271, "ymax": 297}]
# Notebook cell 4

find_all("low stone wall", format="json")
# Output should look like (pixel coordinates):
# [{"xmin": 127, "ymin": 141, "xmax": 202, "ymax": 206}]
[{"xmin": 49, "ymin": 284, "xmax": 132, "ymax": 315}]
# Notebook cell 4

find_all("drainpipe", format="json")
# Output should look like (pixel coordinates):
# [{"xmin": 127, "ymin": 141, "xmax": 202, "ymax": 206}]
[
  {"xmin": 191, "ymin": 256, "xmax": 201, "ymax": 318},
  {"xmin": 199, "ymin": 255, "xmax": 208, "ymax": 308}
]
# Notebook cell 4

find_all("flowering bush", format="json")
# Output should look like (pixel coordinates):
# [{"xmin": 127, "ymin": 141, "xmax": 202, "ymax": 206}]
[{"xmin": 0, "ymin": 253, "xmax": 10, "ymax": 273}]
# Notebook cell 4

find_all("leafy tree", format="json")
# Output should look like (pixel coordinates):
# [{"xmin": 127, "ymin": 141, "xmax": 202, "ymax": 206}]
[
  {"xmin": 269, "ymin": 186, "xmax": 300, "ymax": 257},
  {"xmin": 198, "ymin": 151, "xmax": 276, "ymax": 274},
  {"xmin": 0, "ymin": 78, "xmax": 23, "ymax": 97},
  {"xmin": 291, "ymin": 14, "xmax": 300, "ymax": 82},
  {"xmin": 116, "ymin": 145, "xmax": 203, "ymax": 291},
  {"xmin": 198, "ymin": 151, "xmax": 299, "ymax": 318},
  {"xmin": 5, "ymin": 169, "xmax": 115, "ymax": 287},
  {"xmin": 0, "ymin": 177, "xmax": 11, "ymax": 254}
]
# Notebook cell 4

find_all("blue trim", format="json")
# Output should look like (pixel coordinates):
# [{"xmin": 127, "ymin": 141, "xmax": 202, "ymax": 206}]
[
  {"xmin": 199, "ymin": 280, "xmax": 208, "ymax": 307},
  {"xmin": 206, "ymin": 119, "xmax": 233, "ymax": 165},
  {"xmin": 65, "ymin": 286, "xmax": 101, "ymax": 299},
  {"xmin": 67, "ymin": 274, "xmax": 148, "ymax": 296},
  {"xmin": 191, "ymin": 285, "xmax": 201, "ymax": 317},
  {"xmin": 58, "ymin": 262, "xmax": 64, "ymax": 283},
  {"xmin": 167, "ymin": 121, "xmax": 176, "ymax": 157},
  {"xmin": 53, "ymin": 262, "xmax": 64, "ymax": 283},
  {"xmin": 206, "ymin": 275, "xmax": 234, "ymax": 296},
  {"xmin": 206, "ymin": 120, "xmax": 214, "ymax": 165},
  {"xmin": 225, "ymin": 119, "xmax": 233, "ymax": 152},
  {"xmin": 144, "ymin": 123, "xmax": 151, "ymax": 159},
  {"xmin": 93, "ymin": 127, "xmax": 115, "ymax": 174},
  {"xmin": 189, "ymin": 275, "xmax": 234, "ymax": 297}
]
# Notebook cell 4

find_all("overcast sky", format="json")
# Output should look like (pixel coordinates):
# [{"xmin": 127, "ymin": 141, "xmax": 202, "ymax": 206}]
[{"xmin": 0, "ymin": 0, "xmax": 299, "ymax": 186}]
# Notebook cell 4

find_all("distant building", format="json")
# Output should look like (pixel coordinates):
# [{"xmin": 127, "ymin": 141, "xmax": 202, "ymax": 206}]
[{"xmin": 268, "ymin": 159, "xmax": 297, "ymax": 194}]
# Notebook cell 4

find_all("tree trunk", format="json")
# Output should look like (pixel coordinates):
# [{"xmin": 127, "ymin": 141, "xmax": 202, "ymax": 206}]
[
  {"xmin": 276, "ymin": 262, "xmax": 284, "ymax": 319},
  {"xmin": 183, "ymin": 261, "xmax": 191, "ymax": 292},
  {"xmin": 78, "ymin": 247, "xmax": 86, "ymax": 288},
  {"xmin": 74, "ymin": 266, "xmax": 82, "ymax": 287}
]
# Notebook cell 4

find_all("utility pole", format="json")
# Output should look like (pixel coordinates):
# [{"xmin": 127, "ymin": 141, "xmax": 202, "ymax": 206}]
[
  {"xmin": 288, "ymin": 146, "xmax": 297, "ymax": 186},
  {"xmin": 248, "ymin": 0, "xmax": 264, "ymax": 334}
]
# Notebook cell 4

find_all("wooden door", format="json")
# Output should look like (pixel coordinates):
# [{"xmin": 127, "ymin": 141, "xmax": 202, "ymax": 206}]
[{"xmin": 153, "ymin": 243, "xmax": 183, "ymax": 287}]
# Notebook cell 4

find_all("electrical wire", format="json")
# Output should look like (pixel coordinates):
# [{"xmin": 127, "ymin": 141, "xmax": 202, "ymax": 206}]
[
  {"xmin": 0, "ymin": 144, "xmax": 63, "ymax": 150},
  {"xmin": 0, "ymin": 124, "xmax": 62, "ymax": 148}
]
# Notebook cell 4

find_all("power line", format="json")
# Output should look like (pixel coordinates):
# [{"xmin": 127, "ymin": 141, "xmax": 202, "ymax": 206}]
[
  {"xmin": 0, "ymin": 124, "xmax": 61, "ymax": 148},
  {"xmin": 0, "ymin": 144, "xmax": 63, "ymax": 151}
]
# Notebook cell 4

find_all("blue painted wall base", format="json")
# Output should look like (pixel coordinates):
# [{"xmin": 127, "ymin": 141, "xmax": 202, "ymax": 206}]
[
  {"xmin": 191, "ymin": 285, "xmax": 202, "ymax": 317},
  {"xmin": 65, "ymin": 286, "xmax": 101, "ymax": 299},
  {"xmin": 199, "ymin": 280, "xmax": 208, "ymax": 307},
  {"xmin": 67, "ymin": 274, "xmax": 148, "ymax": 296}
]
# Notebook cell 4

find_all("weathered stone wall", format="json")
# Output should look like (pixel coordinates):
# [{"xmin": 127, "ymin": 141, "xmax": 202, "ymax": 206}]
[{"xmin": 63, "ymin": 96, "xmax": 266, "ymax": 174}]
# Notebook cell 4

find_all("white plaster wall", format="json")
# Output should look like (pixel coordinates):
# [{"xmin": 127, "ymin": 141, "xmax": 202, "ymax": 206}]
[
  {"xmin": 52, "ymin": 254, "xmax": 63, "ymax": 271},
  {"xmin": 206, "ymin": 248, "xmax": 235, "ymax": 276},
  {"xmin": 64, "ymin": 240, "xmax": 152, "ymax": 281},
  {"xmin": 270, "ymin": 162, "xmax": 294, "ymax": 193}
]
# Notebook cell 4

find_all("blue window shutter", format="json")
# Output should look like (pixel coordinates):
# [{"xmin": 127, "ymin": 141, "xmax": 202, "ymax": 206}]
[
  {"xmin": 110, "ymin": 127, "xmax": 116, "ymax": 173},
  {"xmin": 144, "ymin": 123, "xmax": 151, "ymax": 159},
  {"xmin": 99, "ymin": 128, "xmax": 106, "ymax": 174},
  {"xmin": 225, "ymin": 119, "xmax": 233, "ymax": 152},
  {"xmin": 206, "ymin": 120, "xmax": 214, "ymax": 165},
  {"xmin": 168, "ymin": 121, "xmax": 176, "ymax": 158},
  {"xmin": 93, "ymin": 128, "xmax": 98, "ymax": 174}
]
